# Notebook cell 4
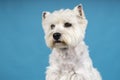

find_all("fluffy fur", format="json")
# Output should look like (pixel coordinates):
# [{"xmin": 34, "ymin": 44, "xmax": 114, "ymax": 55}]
[{"xmin": 42, "ymin": 4, "xmax": 102, "ymax": 80}]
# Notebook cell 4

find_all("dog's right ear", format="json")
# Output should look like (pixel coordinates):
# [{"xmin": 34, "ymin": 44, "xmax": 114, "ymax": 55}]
[{"xmin": 42, "ymin": 11, "xmax": 50, "ymax": 20}]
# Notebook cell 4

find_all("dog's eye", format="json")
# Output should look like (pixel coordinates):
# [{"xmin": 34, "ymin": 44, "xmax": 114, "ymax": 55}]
[
  {"xmin": 50, "ymin": 24, "xmax": 55, "ymax": 29},
  {"xmin": 64, "ymin": 22, "xmax": 72, "ymax": 28}
]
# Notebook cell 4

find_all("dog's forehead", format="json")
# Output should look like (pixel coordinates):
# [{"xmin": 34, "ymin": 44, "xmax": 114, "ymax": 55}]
[
  {"xmin": 45, "ymin": 9, "xmax": 77, "ymax": 24},
  {"xmin": 52, "ymin": 9, "xmax": 74, "ymax": 15},
  {"xmin": 53, "ymin": 9, "xmax": 75, "ymax": 17}
]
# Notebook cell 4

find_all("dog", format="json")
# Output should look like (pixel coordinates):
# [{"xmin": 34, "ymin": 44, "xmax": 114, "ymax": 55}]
[{"xmin": 42, "ymin": 4, "xmax": 102, "ymax": 80}]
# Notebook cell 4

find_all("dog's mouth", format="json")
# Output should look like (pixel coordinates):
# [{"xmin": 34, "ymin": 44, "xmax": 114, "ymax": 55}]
[
  {"xmin": 54, "ymin": 40, "xmax": 62, "ymax": 43},
  {"xmin": 54, "ymin": 40, "xmax": 66, "ymax": 43},
  {"xmin": 53, "ymin": 40, "xmax": 66, "ymax": 46}
]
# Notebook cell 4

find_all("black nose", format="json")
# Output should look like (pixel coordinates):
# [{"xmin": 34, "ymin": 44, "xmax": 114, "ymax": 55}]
[{"xmin": 53, "ymin": 33, "xmax": 61, "ymax": 40}]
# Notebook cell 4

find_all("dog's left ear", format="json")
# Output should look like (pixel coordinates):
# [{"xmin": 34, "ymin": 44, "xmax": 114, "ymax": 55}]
[
  {"xmin": 73, "ymin": 4, "xmax": 88, "ymax": 33},
  {"xmin": 73, "ymin": 4, "xmax": 86, "ymax": 19}
]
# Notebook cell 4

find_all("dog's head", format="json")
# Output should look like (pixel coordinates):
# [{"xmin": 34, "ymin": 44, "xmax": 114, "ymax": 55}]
[{"xmin": 42, "ymin": 4, "xmax": 88, "ymax": 49}]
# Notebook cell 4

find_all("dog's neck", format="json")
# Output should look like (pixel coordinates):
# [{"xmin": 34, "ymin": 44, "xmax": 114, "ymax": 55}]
[
  {"xmin": 51, "ymin": 41, "xmax": 91, "ymax": 72},
  {"xmin": 53, "ymin": 41, "xmax": 88, "ymax": 57}
]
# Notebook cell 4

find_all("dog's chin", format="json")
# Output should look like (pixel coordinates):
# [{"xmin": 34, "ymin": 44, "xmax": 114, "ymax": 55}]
[{"xmin": 53, "ymin": 41, "xmax": 68, "ymax": 49}]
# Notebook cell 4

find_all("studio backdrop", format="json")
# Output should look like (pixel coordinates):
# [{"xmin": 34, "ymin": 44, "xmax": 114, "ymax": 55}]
[{"xmin": 0, "ymin": 0, "xmax": 120, "ymax": 80}]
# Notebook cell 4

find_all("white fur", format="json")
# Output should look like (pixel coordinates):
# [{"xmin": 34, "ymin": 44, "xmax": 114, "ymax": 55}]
[{"xmin": 42, "ymin": 4, "xmax": 102, "ymax": 80}]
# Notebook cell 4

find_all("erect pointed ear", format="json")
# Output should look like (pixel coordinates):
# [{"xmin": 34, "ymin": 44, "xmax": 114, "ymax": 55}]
[
  {"xmin": 73, "ymin": 4, "xmax": 86, "ymax": 19},
  {"xmin": 42, "ymin": 11, "xmax": 50, "ymax": 20}
]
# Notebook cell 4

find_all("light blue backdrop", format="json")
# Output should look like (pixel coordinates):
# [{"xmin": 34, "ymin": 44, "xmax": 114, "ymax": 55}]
[{"xmin": 0, "ymin": 0, "xmax": 120, "ymax": 80}]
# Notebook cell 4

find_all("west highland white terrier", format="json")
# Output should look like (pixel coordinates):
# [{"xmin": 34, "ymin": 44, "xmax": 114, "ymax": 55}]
[{"xmin": 42, "ymin": 4, "xmax": 102, "ymax": 80}]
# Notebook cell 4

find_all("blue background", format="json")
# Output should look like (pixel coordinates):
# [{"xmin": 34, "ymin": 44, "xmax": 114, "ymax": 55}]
[{"xmin": 0, "ymin": 0, "xmax": 120, "ymax": 80}]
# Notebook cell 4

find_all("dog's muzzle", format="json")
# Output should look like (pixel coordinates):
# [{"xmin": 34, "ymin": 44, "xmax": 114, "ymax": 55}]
[
  {"xmin": 53, "ymin": 32, "xmax": 61, "ymax": 41},
  {"xmin": 52, "ymin": 32, "xmax": 67, "ymax": 48}
]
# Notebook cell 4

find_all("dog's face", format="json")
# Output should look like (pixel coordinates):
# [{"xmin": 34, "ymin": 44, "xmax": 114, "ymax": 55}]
[{"xmin": 42, "ymin": 4, "xmax": 88, "ymax": 49}]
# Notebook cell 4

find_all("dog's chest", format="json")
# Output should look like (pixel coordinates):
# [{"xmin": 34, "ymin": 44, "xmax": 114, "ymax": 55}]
[{"xmin": 56, "ymin": 50, "xmax": 82, "ymax": 72}]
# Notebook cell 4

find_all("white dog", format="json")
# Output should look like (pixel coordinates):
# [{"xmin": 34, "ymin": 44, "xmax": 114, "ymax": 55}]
[{"xmin": 42, "ymin": 4, "xmax": 102, "ymax": 80}]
